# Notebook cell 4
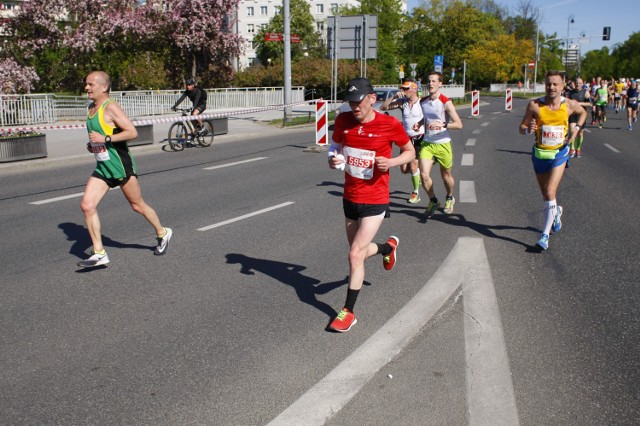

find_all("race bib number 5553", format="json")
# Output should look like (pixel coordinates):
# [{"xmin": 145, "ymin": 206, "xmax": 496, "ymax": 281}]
[{"xmin": 343, "ymin": 146, "xmax": 376, "ymax": 180}]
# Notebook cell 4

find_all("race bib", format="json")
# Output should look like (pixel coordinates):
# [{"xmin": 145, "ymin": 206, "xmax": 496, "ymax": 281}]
[
  {"xmin": 540, "ymin": 125, "xmax": 565, "ymax": 147},
  {"xmin": 629, "ymin": 97, "xmax": 638, "ymax": 103},
  {"xmin": 343, "ymin": 146, "xmax": 375, "ymax": 180},
  {"xmin": 90, "ymin": 143, "xmax": 110, "ymax": 162}
]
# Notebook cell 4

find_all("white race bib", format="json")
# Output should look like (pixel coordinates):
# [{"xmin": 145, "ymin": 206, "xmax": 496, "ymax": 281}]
[
  {"xmin": 90, "ymin": 143, "xmax": 110, "ymax": 162},
  {"xmin": 540, "ymin": 125, "xmax": 565, "ymax": 147},
  {"xmin": 343, "ymin": 146, "xmax": 375, "ymax": 180}
]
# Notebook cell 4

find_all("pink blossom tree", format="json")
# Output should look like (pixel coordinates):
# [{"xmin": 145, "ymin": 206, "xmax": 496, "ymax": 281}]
[
  {"xmin": 4, "ymin": 0, "xmax": 243, "ymax": 92},
  {"xmin": 0, "ymin": 59, "xmax": 40, "ymax": 94}
]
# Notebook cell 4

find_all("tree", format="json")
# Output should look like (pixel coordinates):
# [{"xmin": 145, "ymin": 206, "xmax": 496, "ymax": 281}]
[
  {"xmin": 466, "ymin": 34, "xmax": 533, "ymax": 84},
  {"xmin": 253, "ymin": 0, "xmax": 323, "ymax": 65},
  {"xmin": 581, "ymin": 47, "xmax": 614, "ymax": 81},
  {"xmin": 611, "ymin": 32, "xmax": 640, "ymax": 78},
  {"xmin": 0, "ymin": 59, "xmax": 39, "ymax": 94},
  {"xmin": 3, "ymin": 0, "xmax": 244, "ymax": 92}
]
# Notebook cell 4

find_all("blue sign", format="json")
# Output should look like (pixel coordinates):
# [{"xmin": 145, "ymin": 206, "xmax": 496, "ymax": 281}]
[{"xmin": 434, "ymin": 55, "xmax": 444, "ymax": 73}]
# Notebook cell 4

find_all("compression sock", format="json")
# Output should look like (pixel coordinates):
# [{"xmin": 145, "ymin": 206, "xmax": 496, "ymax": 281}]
[
  {"xmin": 543, "ymin": 200, "xmax": 557, "ymax": 235},
  {"xmin": 411, "ymin": 170, "xmax": 421, "ymax": 192},
  {"xmin": 574, "ymin": 135, "xmax": 584, "ymax": 150},
  {"xmin": 344, "ymin": 288, "xmax": 360, "ymax": 312}
]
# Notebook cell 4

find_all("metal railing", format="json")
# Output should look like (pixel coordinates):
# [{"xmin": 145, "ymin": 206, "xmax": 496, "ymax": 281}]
[{"xmin": 0, "ymin": 87, "xmax": 305, "ymax": 127}]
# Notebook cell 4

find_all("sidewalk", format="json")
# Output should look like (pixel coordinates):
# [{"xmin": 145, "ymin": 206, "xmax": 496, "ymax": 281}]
[{"xmin": 0, "ymin": 106, "xmax": 320, "ymax": 172}]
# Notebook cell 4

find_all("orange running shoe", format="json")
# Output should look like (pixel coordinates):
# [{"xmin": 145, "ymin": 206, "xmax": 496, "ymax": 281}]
[
  {"xmin": 329, "ymin": 308, "xmax": 357, "ymax": 332},
  {"xmin": 383, "ymin": 236, "xmax": 399, "ymax": 271}
]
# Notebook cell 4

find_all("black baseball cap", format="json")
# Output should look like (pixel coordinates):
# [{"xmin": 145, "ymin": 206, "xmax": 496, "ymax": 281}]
[{"xmin": 344, "ymin": 77, "xmax": 374, "ymax": 102}]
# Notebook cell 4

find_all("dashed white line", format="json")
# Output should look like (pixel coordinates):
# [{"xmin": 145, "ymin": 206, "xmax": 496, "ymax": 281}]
[
  {"xmin": 30, "ymin": 192, "xmax": 85, "ymax": 205},
  {"xmin": 459, "ymin": 180, "xmax": 477, "ymax": 203},
  {"xmin": 481, "ymin": 122, "xmax": 490, "ymax": 127},
  {"xmin": 466, "ymin": 138, "xmax": 477, "ymax": 146},
  {"xmin": 30, "ymin": 187, "xmax": 120, "ymax": 205},
  {"xmin": 197, "ymin": 201, "xmax": 294, "ymax": 231},
  {"xmin": 472, "ymin": 129, "xmax": 482, "ymax": 134},
  {"xmin": 603, "ymin": 143, "xmax": 620, "ymax": 153},
  {"xmin": 203, "ymin": 157, "xmax": 268, "ymax": 170},
  {"xmin": 461, "ymin": 153, "xmax": 474, "ymax": 166}
]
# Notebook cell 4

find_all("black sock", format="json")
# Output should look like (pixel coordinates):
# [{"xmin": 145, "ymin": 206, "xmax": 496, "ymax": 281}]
[
  {"xmin": 376, "ymin": 243, "xmax": 392, "ymax": 256},
  {"xmin": 430, "ymin": 196, "xmax": 438, "ymax": 203},
  {"xmin": 344, "ymin": 288, "xmax": 360, "ymax": 312},
  {"xmin": 446, "ymin": 195, "xmax": 453, "ymax": 200}
]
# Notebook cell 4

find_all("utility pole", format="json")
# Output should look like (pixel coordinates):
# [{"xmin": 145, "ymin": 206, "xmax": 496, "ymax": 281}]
[{"xmin": 283, "ymin": 0, "xmax": 292, "ymax": 122}]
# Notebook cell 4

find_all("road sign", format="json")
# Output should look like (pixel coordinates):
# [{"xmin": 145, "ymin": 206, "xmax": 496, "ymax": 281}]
[
  {"xmin": 327, "ymin": 15, "xmax": 378, "ymax": 60},
  {"xmin": 527, "ymin": 62, "xmax": 535, "ymax": 68},
  {"xmin": 410, "ymin": 63, "xmax": 417, "ymax": 70},
  {"xmin": 434, "ymin": 55, "xmax": 444, "ymax": 73},
  {"xmin": 265, "ymin": 33, "xmax": 283, "ymax": 42},
  {"xmin": 264, "ymin": 33, "xmax": 301, "ymax": 43}
]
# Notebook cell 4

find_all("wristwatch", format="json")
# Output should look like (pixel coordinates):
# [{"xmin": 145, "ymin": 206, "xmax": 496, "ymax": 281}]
[
  {"xmin": 574, "ymin": 125, "xmax": 581, "ymax": 131},
  {"xmin": 105, "ymin": 135, "xmax": 111, "ymax": 143},
  {"xmin": 443, "ymin": 122, "xmax": 448, "ymax": 128}
]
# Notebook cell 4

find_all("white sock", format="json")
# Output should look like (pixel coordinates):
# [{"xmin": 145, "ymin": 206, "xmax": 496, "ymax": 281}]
[{"xmin": 543, "ymin": 200, "xmax": 557, "ymax": 235}]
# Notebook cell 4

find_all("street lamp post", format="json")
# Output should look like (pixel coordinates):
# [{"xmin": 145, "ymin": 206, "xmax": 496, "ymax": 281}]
[{"xmin": 565, "ymin": 14, "xmax": 575, "ymax": 76}]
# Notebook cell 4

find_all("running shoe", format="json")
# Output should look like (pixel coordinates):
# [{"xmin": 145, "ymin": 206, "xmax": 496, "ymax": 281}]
[
  {"xmin": 576, "ymin": 150, "xmax": 581, "ymax": 158},
  {"xmin": 329, "ymin": 308, "xmax": 357, "ymax": 332},
  {"xmin": 197, "ymin": 127, "xmax": 207, "ymax": 136},
  {"xmin": 629, "ymin": 125, "xmax": 633, "ymax": 131},
  {"xmin": 77, "ymin": 251, "xmax": 110, "ymax": 268},
  {"xmin": 536, "ymin": 233, "xmax": 550, "ymax": 251},
  {"xmin": 444, "ymin": 196, "xmax": 456, "ymax": 214},
  {"xmin": 407, "ymin": 192, "xmax": 421, "ymax": 204},
  {"xmin": 569, "ymin": 149, "xmax": 575, "ymax": 158},
  {"xmin": 591, "ymin": 120, "xmax": 596, "ymax": 125},
  {"xmin": 424, "ymin": 199, "xmax": 440, "ymax": 218},
  {"xmin": 154, "ymin": 227, "xmax": 173, "ymax": 255},
  {"xmin": 598, "ymin": 124, "xmax": 603, "ymax": 129},
  {"xmin": 552, "ymin": 206, "xmax": 563, "ymax": 233},
  {"xmin": 383, "ymin": 236, "xmax": 399, "ymax": 271}
]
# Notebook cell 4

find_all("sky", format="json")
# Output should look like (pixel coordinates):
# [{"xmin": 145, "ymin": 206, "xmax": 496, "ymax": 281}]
[{"xmin": 406, "ymin": 0, "xmax": 637, "ymax": 54}]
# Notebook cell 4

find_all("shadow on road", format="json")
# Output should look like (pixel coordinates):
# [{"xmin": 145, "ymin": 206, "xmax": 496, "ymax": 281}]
[
  {"xmin": 226, "ymin": 253, "xmax": 348, "ymax": 318},
  {"xmin": 59, "ymin": 222, "xmax": 153, "ymax": 259}
]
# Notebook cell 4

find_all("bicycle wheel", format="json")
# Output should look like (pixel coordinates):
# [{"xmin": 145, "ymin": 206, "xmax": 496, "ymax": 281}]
[
  {"xmin": 168, "ymin": 122, "xmax": 187, "ymax": 151},
  {"xmin": 197, "ymin": 121, "xmax": 214, "ymax": 147}
]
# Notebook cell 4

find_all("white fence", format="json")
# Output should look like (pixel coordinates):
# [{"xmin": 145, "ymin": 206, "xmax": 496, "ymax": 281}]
[{"xmin": 0, "ymin": 87, "xmax": 305, "ymax": 127}]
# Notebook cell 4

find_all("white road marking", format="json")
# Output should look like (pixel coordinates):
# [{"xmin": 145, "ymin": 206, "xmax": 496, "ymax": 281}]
[
  {"xmin": 459, "ymin": 180, "xmax": 477, "ymax": 203},
  {"xmin": 472, "ymin": 129, "xmax": 482, "ymax": 134},
  {"xmin": 30, "ymin": 192, "xmax": 85, "ymax": 205},
  {"xmin": 492, "ymin": 111, "xmax": 502, "ymax": 115},
  {"xmin": 203, "ymin": 157, "xmax": 268, "ymax": 170},
  {"xmin": 268, "ymin": 238, "xmax": 517, "ymax": 426},
  {"xmin": 481, "ymin": 122, "xmax": 490, "ymax": 127},
  {"xmin": 466, "ymin": 138, "xmax": 477, "ymax": 146},
  {"xmin": 30, "ymin": 187, "xmax": 120, "ymax": 205},
  {"xmin": 197, "ymin": 201, "xmax": 294, "ymax": 231},
  {"xmin": 461, "ymin": 153, "xmax": 474, "ymax": 166},
  {"xmin": 603, "ymin": 143, "xmax": 620, "ymax": 153},
  {"xmin": 463, "ymin": 240, "xmax": 520, "ymax": 426}
]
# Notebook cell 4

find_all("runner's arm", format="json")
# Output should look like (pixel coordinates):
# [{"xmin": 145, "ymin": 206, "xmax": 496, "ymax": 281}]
[
  {"xmin": 379, "ymin": 92, "xmax": 403, "ymax": 111},
  {"xmin": 444, "ymin": 101, "xmax": 463, "ymax": 130},
  {"xmin": 103, "ymin": 102, "xmax": 138, "ymax": 142}
]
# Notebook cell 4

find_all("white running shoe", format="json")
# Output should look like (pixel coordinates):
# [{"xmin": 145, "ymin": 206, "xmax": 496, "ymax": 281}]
[
  {"xmin": 154, "ymin": 227, "xmax": 173, "ymax": 255},
  {"xmin": 77, "ymin": 251, "xmax": 110, "ymax": 268}
]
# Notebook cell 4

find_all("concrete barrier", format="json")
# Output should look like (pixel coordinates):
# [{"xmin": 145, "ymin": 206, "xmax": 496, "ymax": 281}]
[
  {"xmin": 129, "ymin": 124, "xmax": 154, "ymax": 146},
  {"xmin": 0, "ymin": 134, "xmax": 47, "ymax": 162},
  {"xmin": 206, "ymin": 117, "xmax": 228, "ymax": 136}
]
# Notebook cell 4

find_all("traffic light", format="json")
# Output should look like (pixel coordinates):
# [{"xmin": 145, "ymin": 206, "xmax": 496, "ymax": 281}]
[{"xmin": 603, "ymin": 27, "xmax": 611, "ymax": 41}]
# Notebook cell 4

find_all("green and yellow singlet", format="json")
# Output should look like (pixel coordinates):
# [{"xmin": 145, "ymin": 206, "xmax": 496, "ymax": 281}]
[{"xmin": 86, "ymin": 99, "xmax": 137, "ymax": 180}]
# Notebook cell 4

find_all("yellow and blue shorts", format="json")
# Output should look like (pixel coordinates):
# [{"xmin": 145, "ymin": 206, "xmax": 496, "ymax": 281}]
[
  {"xmin": 531, "ymin": 144, "xmax": 570, "ymax": 174},
  {"xmin": 418, "ymin": 141, "xmax": 453, "ymax": 169}
]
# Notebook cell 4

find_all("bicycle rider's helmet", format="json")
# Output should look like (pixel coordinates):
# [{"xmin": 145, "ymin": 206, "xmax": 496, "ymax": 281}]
[{"xmin": 185, "ymin": 77, "xmax": 196, "ymax": 85}]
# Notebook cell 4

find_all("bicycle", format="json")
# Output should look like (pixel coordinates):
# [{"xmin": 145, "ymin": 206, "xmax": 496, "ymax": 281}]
[{"xmin": 167, "ymin": 108, "xmax": 214, "ymax": 151}]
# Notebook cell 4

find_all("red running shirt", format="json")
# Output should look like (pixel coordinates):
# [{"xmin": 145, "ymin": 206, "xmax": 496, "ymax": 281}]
[{"xmin": 332, "ymin": 111, "xmax": 410, "ymax": 204}]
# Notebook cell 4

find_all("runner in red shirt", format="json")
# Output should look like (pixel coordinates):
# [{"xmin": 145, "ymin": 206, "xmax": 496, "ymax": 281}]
[{"xmin": 327, "ymin": 77, "xmax": 415, "ymax": 332}]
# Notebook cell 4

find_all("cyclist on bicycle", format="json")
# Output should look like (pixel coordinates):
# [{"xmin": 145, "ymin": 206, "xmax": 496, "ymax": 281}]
[{"xmin": 171, "ymin": 77, "xmax": 207, "ymax": 135}]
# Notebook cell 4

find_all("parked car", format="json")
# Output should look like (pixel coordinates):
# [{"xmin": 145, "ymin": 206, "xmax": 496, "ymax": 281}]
[{"xmin": 334, "ymin": 87, "xmax": 403, "ymax": 121}]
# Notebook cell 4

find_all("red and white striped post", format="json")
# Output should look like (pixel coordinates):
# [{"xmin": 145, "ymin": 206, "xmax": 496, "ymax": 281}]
[
  {"xmin": 505, "ymin": 88, "xmax": 513, "ymax": 112},
  {"xmin": 471, "ymin": 91, "xmax": 480, "ymax": 117},
  {"xmin": 315, "ymin": 100, "xmax": 328, "ymax": 146}
]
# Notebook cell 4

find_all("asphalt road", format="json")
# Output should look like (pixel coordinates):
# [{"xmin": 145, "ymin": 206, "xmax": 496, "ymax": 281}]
[{"xmin": 1, "ymin": 98, "xmax": 639, "ymax": 425}]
